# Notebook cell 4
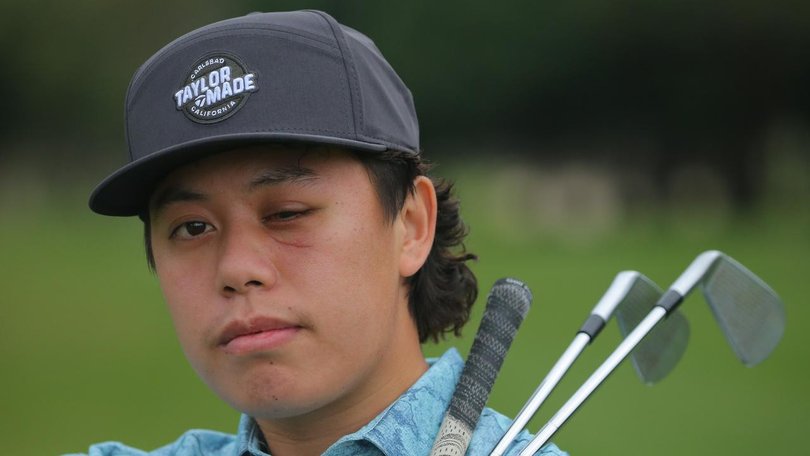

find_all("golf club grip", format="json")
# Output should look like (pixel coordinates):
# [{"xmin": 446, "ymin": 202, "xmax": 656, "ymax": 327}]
[{"xmin": 430, "ymin": 278, "xmax": 532, "ymax": 456}]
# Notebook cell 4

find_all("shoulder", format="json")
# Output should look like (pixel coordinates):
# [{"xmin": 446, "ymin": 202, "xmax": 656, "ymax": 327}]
[
  {"xmin": 64, "ymin": 429, "xmax": 238, "ymax": 456},
  {"xmin": 467, "ymin": 406, "xmax": 569, "ymax": 456}
]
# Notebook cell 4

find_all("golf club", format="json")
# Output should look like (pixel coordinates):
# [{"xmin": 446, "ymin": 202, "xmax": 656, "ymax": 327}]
[
  {"xmin": 490, "ymin": 271, "xmax": 689, "ymax": 456},
  {"xmin": 430, "ymin": 278, "xmax": 532, "ymax": 456},
  {"xmin": 518, "ymin": 250, "xmax": 785, "ymax": 455}
]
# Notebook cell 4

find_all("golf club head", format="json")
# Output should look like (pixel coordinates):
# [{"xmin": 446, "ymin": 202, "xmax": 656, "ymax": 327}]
[
  {"xmin": 701, "ymin": 252, "xmax": 785, "ymax": 366},
  {"xmin": 613, "ymin": 272, "xmax": 690, "ymax": 384}
]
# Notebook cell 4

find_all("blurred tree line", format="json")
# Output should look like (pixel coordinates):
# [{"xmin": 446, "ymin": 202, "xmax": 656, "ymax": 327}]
[{"xmin": 1, "ymin": 0, "xmax": 808, "ymax": 209}]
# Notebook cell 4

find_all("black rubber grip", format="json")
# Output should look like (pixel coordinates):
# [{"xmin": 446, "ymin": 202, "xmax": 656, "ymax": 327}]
[
  {"xmin": 578, "ymin": 314, "xmax": 607, "ymax": 340},
  {"xmin": 445, "ymin": 278, "xmax": 532, "ymax": 431},
  {"xmin": 657, "ymin": 289, "xmax": 684, "ymax": 314}
]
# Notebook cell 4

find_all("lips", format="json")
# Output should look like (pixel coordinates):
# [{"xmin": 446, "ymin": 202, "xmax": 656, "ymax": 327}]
[{"xmin": 218, "ymin": 317, "xmax": 301, "ymax": 355}]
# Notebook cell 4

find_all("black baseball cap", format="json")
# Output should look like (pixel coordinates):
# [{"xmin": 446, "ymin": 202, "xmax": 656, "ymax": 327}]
[{"xmin": 89, "ymin": 10, "xmax": 420, "ymax": 216}]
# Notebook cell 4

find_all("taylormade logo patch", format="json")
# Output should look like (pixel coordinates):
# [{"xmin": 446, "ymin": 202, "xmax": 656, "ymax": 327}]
[{"xmin": 174, "ymin": 54, "xmax": 258, "ymax": 124}]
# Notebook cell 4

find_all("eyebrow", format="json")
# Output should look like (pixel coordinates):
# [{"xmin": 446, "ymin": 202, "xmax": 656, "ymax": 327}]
[
  {"xmin": 150, "ymin": 188, "xmax": 207, "ymax": 217},
  {"xmin": 248, "ymin": 165, "xmax": 319, "ymax": 190},
  {"xmin": 150, "ymin": 166, "xmax": 320, "ymax": 217}
]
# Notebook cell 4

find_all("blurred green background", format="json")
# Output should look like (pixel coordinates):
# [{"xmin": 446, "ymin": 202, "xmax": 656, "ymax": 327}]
[{"xmin": 1, "ymin": 1, "xmax": 808, "ymax": 455}]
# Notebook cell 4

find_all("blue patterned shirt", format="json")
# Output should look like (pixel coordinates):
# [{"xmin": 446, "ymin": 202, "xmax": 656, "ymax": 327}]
[{"xmin": 68, "ymin": 349, "xmax": 566, "ymax": 455}]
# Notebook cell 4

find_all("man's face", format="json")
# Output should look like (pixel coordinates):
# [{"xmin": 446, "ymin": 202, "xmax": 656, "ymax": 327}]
[{"xmin": 148, "ymin": 147, "xmax": 425, "ymax": 422}]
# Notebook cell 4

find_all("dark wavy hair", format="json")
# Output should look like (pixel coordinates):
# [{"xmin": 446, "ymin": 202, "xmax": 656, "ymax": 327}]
[
  {"xmin": 355, "ymin": 150, "xmax": 478, "ymax": 342},
  {"xmin": 143, "ymin": 148, "xmax": 478, "ymax": 343}
]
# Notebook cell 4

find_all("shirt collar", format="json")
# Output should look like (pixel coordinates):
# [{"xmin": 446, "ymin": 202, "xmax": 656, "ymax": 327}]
[
  {"xmin": 234, "ymin": 348, "xmax": 464, "ymax": 455},
  {"xmin": 236, "ymin": 413, "xmax": 269, "ymax": 456}
]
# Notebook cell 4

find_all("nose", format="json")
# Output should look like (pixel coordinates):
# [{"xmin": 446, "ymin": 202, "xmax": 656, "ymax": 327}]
[{"xmin": 216, "ymin": 224, "xmax": 278, "ymax": 296}]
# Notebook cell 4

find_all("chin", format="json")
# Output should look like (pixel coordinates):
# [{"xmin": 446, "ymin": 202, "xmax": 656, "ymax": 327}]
[
  {"xmin": 230, "ymin": 387, "xmax": 332, "ymax": 421},
  {"xmin": 212, "ymin": 368, "xmax": 321, "ymax": 419},
  {"xmin": 237, "ymin": 397, "xmax": 317, "ymax": 420}
]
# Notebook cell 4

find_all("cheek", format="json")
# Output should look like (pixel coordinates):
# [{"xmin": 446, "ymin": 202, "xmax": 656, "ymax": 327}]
[
  {"xmin": 301, "ymin": 218, "xmax": 402, "ymax": 334},
  {"xmin": 155, "ymin": 260, "xmax": 217, "ymax": 353},
  {"xmin": 296, "ymin": 213, "xmax": 398, "ymax": 297},
  {"xmin": 159, "ymin": 265, "xmax": 202, "ymax": 312}
]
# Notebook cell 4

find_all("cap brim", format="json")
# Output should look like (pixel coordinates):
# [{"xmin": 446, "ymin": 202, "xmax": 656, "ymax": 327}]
[{"xmin": 89, "ymin": 132, "xmax": 387, "ymax": 216}]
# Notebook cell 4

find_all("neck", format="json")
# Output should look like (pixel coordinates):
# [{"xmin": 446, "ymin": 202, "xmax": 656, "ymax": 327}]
[{"xmin": 256, "ymin": 322, "xmax": 428, "ymax": 456}]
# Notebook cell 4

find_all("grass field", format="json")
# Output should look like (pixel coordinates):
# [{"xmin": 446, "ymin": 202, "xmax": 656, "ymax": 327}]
[{"xmin": 0, "ymin": 163, "xmax": 807, "ymax": 455}]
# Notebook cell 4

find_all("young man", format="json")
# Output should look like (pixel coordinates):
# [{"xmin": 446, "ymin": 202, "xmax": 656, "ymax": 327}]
[{"xmin": 82, "ymin": 10, "xmax": 566, "ymax": 456}]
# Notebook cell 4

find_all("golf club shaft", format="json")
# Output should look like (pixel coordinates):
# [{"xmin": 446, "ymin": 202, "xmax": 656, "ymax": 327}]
[
  {"xmin": 518, "ymin": 307, "xmax": 667, "ymax": 455},
  {"xmin": 490, "ymin": 333, "xmax": 590, "ymax": 456}
]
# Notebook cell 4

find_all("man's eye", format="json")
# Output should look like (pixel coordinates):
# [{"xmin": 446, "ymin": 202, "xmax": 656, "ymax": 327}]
[
  {"xmin": 172, "ymin": 221, "xmax": 213, "ymax": 239},
  {"xmin": 267, "ymin": 209, "xmax": 309, "ymax": 222},
  {"xmin": 277, "ymin": 211, "xmax": 301, "ymax": 221}
]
